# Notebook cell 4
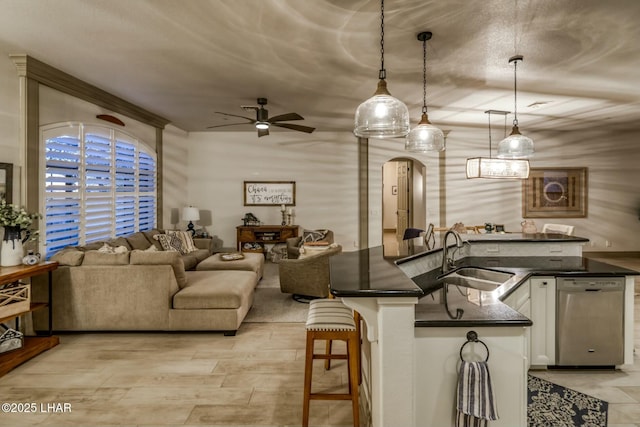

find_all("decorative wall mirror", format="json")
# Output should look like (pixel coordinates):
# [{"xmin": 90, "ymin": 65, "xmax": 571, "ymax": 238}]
[{"xmin": 0, "ymin": 162, "xmax": 13, "ymax": 203}]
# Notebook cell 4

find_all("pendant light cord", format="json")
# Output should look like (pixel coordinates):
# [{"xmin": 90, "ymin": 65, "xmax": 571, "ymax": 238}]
[
  {"xmin": 488, "ymin": 110, "xmax": 493, "ymax": 158},
  {"xmin": 512, "ymin": 59, "xmax": 518, "ymax": 126},
  {"xmin": 378, "ymin": 0, "xmax": 386, "ymax": 80},
  {"xmin": 422, "ymin": 36, "xmax": 428, "ymax": 114}
]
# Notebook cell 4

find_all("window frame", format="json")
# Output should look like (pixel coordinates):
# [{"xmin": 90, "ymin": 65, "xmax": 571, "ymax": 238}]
[{"xmin": 40, "ymin": 122, "xmax": 157, "ymax": 256}]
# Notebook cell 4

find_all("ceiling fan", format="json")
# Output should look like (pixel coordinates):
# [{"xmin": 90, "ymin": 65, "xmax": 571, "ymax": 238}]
[{"xmin": 207, "ymin": 98, "xmax": 315, "ymax": 137}]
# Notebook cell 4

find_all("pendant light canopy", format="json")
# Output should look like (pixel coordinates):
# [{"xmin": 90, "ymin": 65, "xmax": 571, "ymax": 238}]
[
  {"xmin": 405, "ymin": 31, "xmax": 445, "ymax": 153},
  {"xmin": 354, "ymin": 0, "xmax": 409, "ymax": 139},
  {"xmin": 497, "ymin": 55, "xmax": 534, "ymax": 159},
  {"xmin": 466, "ymin": 110, "xmax": 530, "ymax": 179}
]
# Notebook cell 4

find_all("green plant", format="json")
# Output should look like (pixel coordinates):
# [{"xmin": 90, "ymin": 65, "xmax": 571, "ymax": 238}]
[{"xmin": 0, "ymin": 198, "xmax": 42, "ymax": 235}]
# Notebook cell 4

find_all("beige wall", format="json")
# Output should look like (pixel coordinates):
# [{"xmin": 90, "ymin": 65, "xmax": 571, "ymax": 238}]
[{"xmin": 0, "ymin": 53, "xmax": 638, "ymax": 252}]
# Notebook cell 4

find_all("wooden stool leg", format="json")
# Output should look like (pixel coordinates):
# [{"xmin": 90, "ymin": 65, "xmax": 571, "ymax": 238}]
[
  {"xmin": 302, "ymin": 331, "xmax": 315, "ymax": 427},
  {"xmin": 325, "ymin": 339, "xmax": 333, "ymax": 370},
  {"xmin": 347, "ymin": 333, "xmax": 360, "ymax": 427}
]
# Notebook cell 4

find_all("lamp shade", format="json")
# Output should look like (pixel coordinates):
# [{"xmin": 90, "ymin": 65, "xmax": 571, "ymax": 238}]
[
  {"xmin": 496, "ymin": 125, "xmax": 534, "ymax": 158},
  {"xmin": 182, "ymin": 207, "xmax": 200, "ymax": 222},
  {"xmin": 466, "ymin": 157, "xmax": 530, "ymax": 179},
  {"xmin": 354, "ymin": 79, "xmax": 410, "ymax": 139},
  {"xmin": 405, "ymin": 113, "xmax": 445, "ymax": 152}
]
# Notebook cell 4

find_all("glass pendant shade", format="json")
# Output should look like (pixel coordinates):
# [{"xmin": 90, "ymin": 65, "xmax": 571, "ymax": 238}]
[
  {"xmin": 497, "ymin": 125, "xmax": 534, "ymax": 158},
  {"xmin": 354, "ymin": 79, "xmax": 410, "ymax": 138},
  {"xmin": 405, "ymin": 112, "xmax": 444, "ymax": 152},
  {"xmin": 466, "ymin": 157, "xmax": 530, "ymax": 179}
]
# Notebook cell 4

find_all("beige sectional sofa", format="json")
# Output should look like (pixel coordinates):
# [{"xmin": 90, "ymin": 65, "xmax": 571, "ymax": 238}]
[{"xmin": 32, "ymin": 229, "xmax": 263, "ymax": 336}]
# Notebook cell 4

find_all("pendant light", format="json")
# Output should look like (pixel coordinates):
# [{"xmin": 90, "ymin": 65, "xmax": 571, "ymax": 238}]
[
  {"xmin": 405, "ymin": 31, "xmax": 444, "ymax": 152},
  {"xmin": 497, "ymin": 55, "xmax": 534, "ymax": 158},
  {"xmin": 354, "ymin": 0, "xmax": 409, "ymax": 139},
  {"xmin": 466, "ymin": 110, "xmax": 530, "ymax": 179}
]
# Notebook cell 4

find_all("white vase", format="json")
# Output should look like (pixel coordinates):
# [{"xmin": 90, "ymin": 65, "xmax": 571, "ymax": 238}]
[{"xmin": 1, "ymin": 226, "xmax": 25, "ymax": 267}]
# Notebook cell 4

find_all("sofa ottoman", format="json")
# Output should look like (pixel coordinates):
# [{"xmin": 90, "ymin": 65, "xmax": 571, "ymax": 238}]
[
  {"xmin": 196, "ymin": 252, "xmax": 265, "ymax": 279},
  {"xmin": 169, "ymin": 270, "xmax": 259, "ymax": 335}
]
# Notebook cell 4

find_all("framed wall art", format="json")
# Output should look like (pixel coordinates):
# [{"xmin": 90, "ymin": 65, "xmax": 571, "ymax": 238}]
[
  {"xmin": 0, "ymin": 163, "xmax": 13, "ymax": 203},
  {"xmin": 243, "ymin": 181, "xmax": 296, "ymax": 206},
  {"xmin": 522, "ymin": 167, "xmax": 587, "ymax": 218}
]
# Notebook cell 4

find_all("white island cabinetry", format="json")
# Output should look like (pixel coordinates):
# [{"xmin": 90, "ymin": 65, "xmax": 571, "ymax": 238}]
[{"xmin": 502, "ymin": 277, "xmax": 556, "ymax": 368}]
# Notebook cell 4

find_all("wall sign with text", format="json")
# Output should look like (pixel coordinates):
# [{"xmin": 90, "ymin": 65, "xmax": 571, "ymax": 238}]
[{"xmin": 243, "ymin": 181, "xmax": 296, "ymax": 206}]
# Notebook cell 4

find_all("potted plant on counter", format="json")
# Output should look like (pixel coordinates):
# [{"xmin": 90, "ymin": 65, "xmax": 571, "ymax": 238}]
[{"xmin": 0, "ymin": 199, "xmax": 41, "ymax": 267}]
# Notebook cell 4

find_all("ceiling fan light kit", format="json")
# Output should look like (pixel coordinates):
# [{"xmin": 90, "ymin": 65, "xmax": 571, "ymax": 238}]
[
  {"xmin": 466, "ymin": 110, "xmax": 530, "ymax": 179},
  {"xmin": 208, "ymin": 97, "xmax": 315, "ymax": 137},
  {"xmin": 497, "ymin": 55, "xmax": 534, "ymax": 159},
  {"xmin": 405, "ymin": 31, "xmax": 445, "ymax": 153},
  {"xmin": 354, "ymin": 0, "xmax": 409, "ymax": 139}
]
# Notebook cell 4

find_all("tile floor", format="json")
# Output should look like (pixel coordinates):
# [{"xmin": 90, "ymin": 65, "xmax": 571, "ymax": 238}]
[{"xmin": 0, "ymin": 255, "xmax": 638, "ymax": 426}]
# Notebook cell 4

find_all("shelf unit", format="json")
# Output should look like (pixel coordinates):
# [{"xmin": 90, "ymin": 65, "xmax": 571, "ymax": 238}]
[
  {"xmin": 236, "ymin": 225, "xmax": 298, "ymax": 253},
  {"xmin": 0, "ymin": 262, "xmax": 59, "ymax": 377}
]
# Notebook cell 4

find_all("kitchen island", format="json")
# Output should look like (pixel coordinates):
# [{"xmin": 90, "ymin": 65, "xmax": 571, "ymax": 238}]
[{"xmin": 330, "ymin": 235, "xmax": 637, "ymax": 427}]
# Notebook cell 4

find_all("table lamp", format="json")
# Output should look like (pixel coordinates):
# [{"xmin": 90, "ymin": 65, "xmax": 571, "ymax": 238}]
[{"xmin": 182, "ymin": 206, "xmax": 200, "ymax": 236}]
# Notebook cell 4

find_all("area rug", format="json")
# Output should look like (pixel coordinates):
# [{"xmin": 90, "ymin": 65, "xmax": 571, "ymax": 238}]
[
  {"xmin": 528, "ymin": 374, "xmax": 608, "ymax": 427},
  {"xmin": 243, "ymin": 287, "xmax": 309, "ymax": 323},
  {"xmin": 243, "ymin": 261, "xmax": 309, "ymax": 323}
]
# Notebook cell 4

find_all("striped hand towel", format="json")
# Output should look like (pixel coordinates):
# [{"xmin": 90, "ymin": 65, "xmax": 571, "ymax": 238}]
[{"xmin": 456, "ymin": 361, "xmax": 499, "ymax": 427}]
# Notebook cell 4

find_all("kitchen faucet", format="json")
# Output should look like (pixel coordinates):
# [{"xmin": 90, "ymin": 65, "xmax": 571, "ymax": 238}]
[{"xmin": 441, "ymin": 229, "xmax": 464, "ymax": 273}]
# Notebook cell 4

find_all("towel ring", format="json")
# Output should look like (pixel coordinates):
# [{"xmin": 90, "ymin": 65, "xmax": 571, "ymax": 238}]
[{"xmin": 459, "ymin": 330, "xmax": 489, "ymax": 362}]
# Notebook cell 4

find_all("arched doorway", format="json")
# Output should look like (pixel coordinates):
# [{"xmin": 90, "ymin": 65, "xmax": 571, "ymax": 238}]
[{"xmin": 382, "ymin": 157, "xmax": 427, "ymax": 255}]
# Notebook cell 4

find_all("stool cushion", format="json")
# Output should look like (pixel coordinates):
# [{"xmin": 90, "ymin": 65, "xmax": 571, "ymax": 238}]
[{"xmin": 306, "ymin": 299, "xmax": 356, "ymax": 331}]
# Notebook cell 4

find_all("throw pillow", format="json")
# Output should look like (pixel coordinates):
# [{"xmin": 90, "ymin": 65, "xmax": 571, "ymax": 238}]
[
  {"xmin": 154, "ymin": 233, "xmax": 184, "ymax": 253},
  {"xmin": 97, "ymin": 243, "xmax": 129, "ymax": 254},
  {"xmin": 144, "ymin": 244, "xmax": 158, "ymax": 252},
  {"xmin": 298, "ymin": 242, "xmax": 337, "ymax": 259},
  {"xmin": 300, "ymin": 229, "xmax": 328, "ymax": 246},
  {"xmin": 166, "ymin": 230, "xmax": 198, "ymax": 254}
]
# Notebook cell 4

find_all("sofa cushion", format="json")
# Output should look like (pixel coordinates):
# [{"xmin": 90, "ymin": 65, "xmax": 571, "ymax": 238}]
[
  {"xmin": 174, "ymin": 270, "xmax": 257, "ymax": 309},
  {"xmin": 83, "ymin": 250, "xmax": 130, "ymax": 265},
  {"xmin": 81, "ymin": 241, "xmax": 106, "ymax": 251},
  {"xmin": 143, "ymin": 229, "xmax": 164, "ymax": 250},
  {"xmin": 126, "ymin": 232, "xmax": 153, "ymax": 250},
  {"xmin": 181, "ymin": 254, "xmax": 199, "ymax": 271},
  {"xmin": 193, "ymin": 249, "xmax": 211, "ymax": 263},
  {"xmin": 50, "ymin": 248, "xmax": 84, "ymax": 266},
  {"xmin": 130, "ymin": 249, "xmax": 187, "ymax": 288},
  {"xmin": 107, "ymin": 237, "xmax": 132, "ymax": 250}
]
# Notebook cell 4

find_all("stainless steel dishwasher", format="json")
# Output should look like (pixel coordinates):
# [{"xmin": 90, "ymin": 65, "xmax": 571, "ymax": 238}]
[{"xmin": 556, "ymin": 277, "xmax": 625, "ymax": 366}]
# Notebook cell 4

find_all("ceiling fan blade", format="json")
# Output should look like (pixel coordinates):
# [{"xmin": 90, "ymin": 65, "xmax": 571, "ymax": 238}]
[
  {"xmin": 258, "ymin": 128, "xmax": 270, "ymax": 138},
  {"xmin": 214, "ymin": 111, "xmax": 255, "ymax": 122},
  {"xmin": 206, "ymin": 122, "xmax": 248, "ymax": 129},
  {"xmin": 268, "ymin": 112, "xmax": 304, "ymax": 122},
  {"xmin": 271, "ymin": 123, "xmax": 316, "ymax": 134}
]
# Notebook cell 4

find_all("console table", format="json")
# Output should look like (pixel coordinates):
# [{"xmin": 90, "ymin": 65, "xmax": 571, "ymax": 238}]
[
  {"xmin": 0, "ymin": 261, "xmax": 59, "ymax": 377},
  {"xmin": 236, "ymin": 225, "xmax": 298, "ymax": 253}
]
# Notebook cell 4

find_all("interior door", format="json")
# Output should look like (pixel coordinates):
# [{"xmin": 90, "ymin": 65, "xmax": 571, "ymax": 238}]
[{"xmin": 396, "ymin": 160, "xmax": 412, "ymax": 241}]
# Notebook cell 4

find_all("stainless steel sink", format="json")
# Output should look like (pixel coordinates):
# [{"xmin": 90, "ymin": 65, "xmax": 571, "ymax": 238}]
[
  {"xmin": 454, "ymin": 267, "xmax": 514, "ymax": 284},
  {"xmin": 437, "ymin": 267, "xmax": 514, "ymax": 291},
  {"xmin": 435, "ymin": 267, "xmax": 515, "ymax": 319}
]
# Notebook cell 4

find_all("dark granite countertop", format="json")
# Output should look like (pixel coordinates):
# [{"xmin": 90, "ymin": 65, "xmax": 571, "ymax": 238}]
[
  {"xmin": 330, "ymin": 245, "xmax": 638, "ymax": 328},
  {"xmin": 329, "ymin": 246, "xmax": 424, "ymax": 298},
  {"xmin": 412, "ymin": 256, "xmax": 637, "ymax": 326}
]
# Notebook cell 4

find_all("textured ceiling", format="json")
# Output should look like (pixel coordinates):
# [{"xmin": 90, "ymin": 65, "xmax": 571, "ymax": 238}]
[{"xmin": 1, "ymin": 0, "xmax": 639, "ymax": 134}]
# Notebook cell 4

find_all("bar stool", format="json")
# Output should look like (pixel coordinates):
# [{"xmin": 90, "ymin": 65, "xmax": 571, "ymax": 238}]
[{"xmin": 303, "ymin": 298, "xmax": 359, "ymax": 427}]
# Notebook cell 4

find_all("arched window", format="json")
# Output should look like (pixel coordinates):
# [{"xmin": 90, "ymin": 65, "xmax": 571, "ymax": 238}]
[{"xmin": 41, "ymin": 123, "xmax": 156, "ymax": 256}]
